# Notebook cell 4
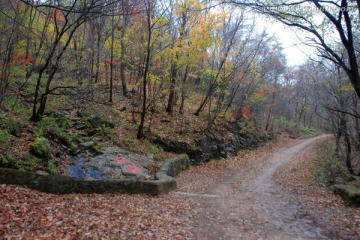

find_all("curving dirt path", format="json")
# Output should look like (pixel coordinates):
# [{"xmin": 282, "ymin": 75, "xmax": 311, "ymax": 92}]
[{"xmin": 178, "ymin": 135, "xmax": 335, "ymax": 240}]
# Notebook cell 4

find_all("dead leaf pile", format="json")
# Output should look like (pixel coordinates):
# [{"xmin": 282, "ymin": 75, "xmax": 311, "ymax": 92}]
[{"xmin": 0, "ymin": 185, "xmax": 193, "ymax": 239}]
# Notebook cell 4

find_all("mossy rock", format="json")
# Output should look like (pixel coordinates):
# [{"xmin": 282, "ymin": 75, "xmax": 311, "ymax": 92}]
[
  {"xmin": 331, "ymin": 184, "xmax": 360, "ymax": 206},
  {"xmin": 87, "ymin": 115, "xmax": 115, "ymax": 129},
  {"xmin": 73, "ymin": 122, "xmax": 86, "ymax": 130},
  {"xmin": 31, "ymin": 137, "xmax": 51, "ymax": 158}
]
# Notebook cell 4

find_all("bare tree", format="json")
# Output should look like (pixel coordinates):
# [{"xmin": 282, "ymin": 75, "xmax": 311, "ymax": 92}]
[
  {"xmin": 137, "ymin": 0, "xmax": 154, "ymax": 139},
  {"xmin": 229, "ymin": 0, "xmax": 360, "ymax": 99},
  {"xmin": 0, "ymin": 1, "xmax": 23, "ymax": 106},
  {"xmin": 20, "ymin": 0, "xmax": 120, "ymax": 121}
]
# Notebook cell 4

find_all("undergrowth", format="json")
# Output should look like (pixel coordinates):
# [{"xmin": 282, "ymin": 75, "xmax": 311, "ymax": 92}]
[
  {"xmin": 314, "ymin": 140, "xmax": 350, "ymax": 186},
  {"xmin": 0, "ymin": 79, "xmax": 273, "ymax": 175},
  {"xmin": 277, "ymin": 116, "xmax": 321, "ymax": 137}
]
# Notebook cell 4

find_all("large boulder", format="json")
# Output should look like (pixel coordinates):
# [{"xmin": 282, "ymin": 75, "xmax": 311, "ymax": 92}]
[{"xmin": 68, "ymin": 147, "xmax": 153, "ymax": 180}]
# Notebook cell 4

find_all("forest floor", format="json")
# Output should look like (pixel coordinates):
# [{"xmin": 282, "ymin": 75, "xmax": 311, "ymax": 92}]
[{"xmin": 1, "ymin": 133, "xmax": 360, "ymax": 239}]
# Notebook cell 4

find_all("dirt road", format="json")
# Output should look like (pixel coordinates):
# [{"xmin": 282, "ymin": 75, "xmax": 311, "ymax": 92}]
[{"xmin": 177, "ymin": 135, "xmax": 335, "ymax": 240}]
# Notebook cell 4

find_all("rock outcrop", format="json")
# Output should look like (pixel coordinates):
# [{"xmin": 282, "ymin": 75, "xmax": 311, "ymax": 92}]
[{"xmin": 152, "ymin": 122, "xmax": 272, "ymax": 164}]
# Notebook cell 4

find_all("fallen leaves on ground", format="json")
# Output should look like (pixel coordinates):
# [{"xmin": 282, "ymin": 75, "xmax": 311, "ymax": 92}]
[
  {"xmin": 2, "ymin": 133, "xmax": 359, "ymax": 239},
  {"xmin": 0, "ymin": 133, "xmax": 295, "ymax": 239},
  {"xmin": 0, "ymin": 185, "xmax": 193, "ymax": 239},
  {"xmin": 274, "ymin": 137, "xmax": 360, "ymax": 240}
]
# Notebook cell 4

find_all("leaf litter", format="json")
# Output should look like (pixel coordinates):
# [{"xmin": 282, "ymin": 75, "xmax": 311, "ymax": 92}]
[{"xmin": 1, "ymin": 133, "xmax": 360, "ymax": 239}]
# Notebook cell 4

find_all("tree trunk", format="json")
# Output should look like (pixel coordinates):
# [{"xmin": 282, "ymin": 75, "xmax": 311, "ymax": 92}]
[
  {"xmin": 179, "ymin": 66, "xmax": 189, "ymax": 114},
  {"xmin": 343, "ymin": 118, "xmax": 354, "ymax": 175},
  {"xmin": 95, "ymin": 24, "xmax": 101, "ymax": 84},
  {"xmin": 31, "ymin": 8, "xmax": 85, "ymax": 121},
  {"xmin": 166, "ymin": 63, "xmax": 176, "ymax": 114},
  {"xmin": 0, "ymin": 13, "xmax": 18, "ymax": 106},
  {"xmin": 137, "ymin": 3, "xmax": 152, "ymax": 139},
  {"xmin": 120, "ymin": 15, "xmax": 128, "ymax": 98},
  {"xmin": 109, "ymin": 15, "xmax": 115, "ymax": 103},
  {"xmin": 194, "ymin": 84, "xmax": 216, "ymax": 116}
]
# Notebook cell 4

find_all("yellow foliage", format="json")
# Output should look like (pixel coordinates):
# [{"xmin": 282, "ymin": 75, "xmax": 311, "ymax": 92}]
[{"xmin": 340, "ymin": 84, "xmax": 354, "ymax": 92}]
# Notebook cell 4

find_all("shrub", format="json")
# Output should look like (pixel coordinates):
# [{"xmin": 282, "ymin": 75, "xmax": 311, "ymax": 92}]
[
  {"xmin": 314, "ymin": 141, "xmax": 350, "ymax": 186},
  {"xmin": 35, "ymin": 116, "xmax": 62, "ymax": 137},
  {"xmin": 47, "ymin": 161, "xmax": 58, "ymax": 174},
  {"xmin": 0, "ymin": 113, "xmax": 21, "ymax": 138},
  {"xmin": 31, "ymin": 137, "xmax": 51, "ymax": 158},
  {"xmin": 55, "ymin": 115, "xmax": 70, "ymax": 130},
  {"xmin": 3, "ymin": 97, "xmax": 31, "ymax": 116},
  {"xmin": 0, "ymin": 113, "xmax": 7, "ymax": 128},
  {"xmin": 276, "ymin": 116, "xmax": 320, "ymax": 137},
  {"xmin": 16, "ymin": 159, "xmax": 34, "ymax": 172},
  {"xmin": 0, "ymin": 154, "xmax": 13, "ymax": 168},
  {"xmin": 0, "ymin": 130, "xmax": 10, "ymax": 148},
  {"xmin": 35, "ymin": 116, "xmax": 74, "ymax": 147},
  {"xmin": 29, "ymin": 157, "xmax": 42, "ymax": 164},
  {"xmin": 277, "ymin": 117, "xmax": 299, "ymax": 135}
]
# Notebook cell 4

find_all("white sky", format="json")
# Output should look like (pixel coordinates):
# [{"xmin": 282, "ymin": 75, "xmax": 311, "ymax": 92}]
[{"xmin": 254, "ymin": 14, "xmax": 313, "ymax": 66}]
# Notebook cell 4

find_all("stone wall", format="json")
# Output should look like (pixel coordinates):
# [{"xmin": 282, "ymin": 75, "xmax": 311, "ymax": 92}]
[{"xmin": 0, "ymin": 155, "xmax": 189, "ymax": 195}]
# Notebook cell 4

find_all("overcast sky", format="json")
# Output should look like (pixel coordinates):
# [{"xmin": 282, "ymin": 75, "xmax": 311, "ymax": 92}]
[{"xmin": 254, "ymin": 14, "xmax": 313, "ymax": 66}]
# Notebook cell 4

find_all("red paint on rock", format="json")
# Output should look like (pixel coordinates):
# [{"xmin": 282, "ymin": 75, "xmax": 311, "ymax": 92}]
[
  {"xmin": 126, "ymin": 165, "xmax": 142, "ymax": 173},
  {"xmin": 114, "ymin": 156, "xmax": 130, "ymax": 164}
]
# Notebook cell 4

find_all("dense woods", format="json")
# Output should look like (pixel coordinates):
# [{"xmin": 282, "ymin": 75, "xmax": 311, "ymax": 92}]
[{"xmin": 1, "ymin": 0, "xmax": 360, "ymax": 178}]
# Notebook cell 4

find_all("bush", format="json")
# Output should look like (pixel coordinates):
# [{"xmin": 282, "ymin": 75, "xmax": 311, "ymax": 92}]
[
  {"xmin": 35, "ymin": 116, "xmax": 62, "ymax": 137},
  {"xmin": 35, "ymin": 116, "xmax": 74, "ymax": 147},
  {"xmin": 277, "ymin": 116, "xmax": 320, "ymax": 137},
  {"xmin": 47, "ymin": 161, "xmax": 58, "ymax": 174},
  {"xmin": 0, "ymin": 130, "xmax": 10, "ymax": 148},
  {"xmin": 0, "ymin": 113, "xmax": 21, "ymax": 138},
  {"xmin": 0, "ymin": 154, "xmax": 13, "ymax": 168},
  {"xmin": 315, "ymin": 141, "xmax": 350, "ymax": 186},
  {"xmin": 2, "ymin": 97, "xmax": 30, "ymax": 115},
  {"xmin": 55, "ymin": 115, "xmax": 70, "ymax": 130},
  {"xmin": 29, "ymin": 157, "xmax": 42, "ymax": 164},
  {"xmin": 31, "ymin": 137, "xmax": 51, "ymax": 158},
  {"xmin": 0, "ymin": 113, "xmax": 7, "ymax": 128}
]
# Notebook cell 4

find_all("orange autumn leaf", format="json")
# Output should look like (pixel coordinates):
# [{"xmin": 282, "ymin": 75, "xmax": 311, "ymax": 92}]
[{"xmin": 242, "ymin": 107, "xmax": 252, "ymax": 120}]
